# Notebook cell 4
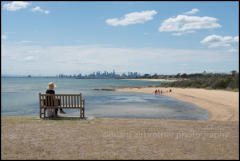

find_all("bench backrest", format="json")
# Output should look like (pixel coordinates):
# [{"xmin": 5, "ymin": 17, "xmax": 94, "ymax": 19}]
[{"xmin": 39, "ymin": 93, "xmax": 83, "ymax": 108}]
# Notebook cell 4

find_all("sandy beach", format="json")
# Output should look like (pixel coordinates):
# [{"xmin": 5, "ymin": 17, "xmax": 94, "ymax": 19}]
[
  {"xmin": 121, "ymin": 78, "xmax": 179, "ymax": 82},
  {"xmin": 116, "ymin": 87, "xmax": 239, "ymax": 121},
  {"xmin": 1, "ymin": 116, "xmax": 239, "ymax": 160}
]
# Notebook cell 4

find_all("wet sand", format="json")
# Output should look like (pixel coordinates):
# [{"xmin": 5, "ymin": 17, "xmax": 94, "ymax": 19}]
[
  {"xmin": 121, "ymin": 78, "xmax": 178, "ymax": 82},
  {"xmin": 1, "ymin": 116, "xmax": 239, "ymax": 159},
  {"xmin": 116, "ymin": 87, "xmax": 239, "ymax": 121}
]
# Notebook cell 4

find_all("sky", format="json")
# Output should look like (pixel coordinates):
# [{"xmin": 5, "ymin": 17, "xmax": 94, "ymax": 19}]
[{"xmin": 1, "ymin": 1, "xmax": 239, "ymax": 76}]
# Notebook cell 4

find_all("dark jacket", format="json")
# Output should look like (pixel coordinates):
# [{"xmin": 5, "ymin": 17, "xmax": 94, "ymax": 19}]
[
  {"xmin": 45, "ymin": 89, "xmax": 55, "ymax": 106},
  {"xmin": 46, "ymin": 89, "xmax": 55, "ymax": 94}
]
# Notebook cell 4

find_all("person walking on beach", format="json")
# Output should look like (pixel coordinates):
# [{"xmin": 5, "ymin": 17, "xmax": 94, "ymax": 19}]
[
  {"xmin": 46, "ymin": 82, "xmax": 66, "ymax": 116},
  {"xmin": 154, "ymin": 89, "xmax": 158, "ymax": 95}
]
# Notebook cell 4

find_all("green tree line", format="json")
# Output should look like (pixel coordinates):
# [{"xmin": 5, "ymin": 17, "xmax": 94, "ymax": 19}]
[{"xmin": 160, "ymin": 71, "xmax": 239, "ymax": 91}]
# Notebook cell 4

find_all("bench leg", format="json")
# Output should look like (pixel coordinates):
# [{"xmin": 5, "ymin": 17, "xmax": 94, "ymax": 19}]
[
  {"xmin": 80, "ymin": 109, "xmax": 82, "ymax": 119},
  {"xmin": 44, "ymin": 108, "xmax": 46, "ymax": 119},
  {"xmin": 82, "ymin": 99, "xmax": 85, "ymax": 119},
  {"xmin": 83, "ymin": 108, "xmax": 85, "ymax": 119},
  {"xmin": 40, "ymin": 108, "xmax": 41, "ymax": 119}
]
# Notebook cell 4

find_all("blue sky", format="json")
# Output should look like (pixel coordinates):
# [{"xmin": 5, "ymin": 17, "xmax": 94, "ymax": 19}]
[{"xmin": 1, "ymin": 1, "xmax": 239, "ymax": 76}]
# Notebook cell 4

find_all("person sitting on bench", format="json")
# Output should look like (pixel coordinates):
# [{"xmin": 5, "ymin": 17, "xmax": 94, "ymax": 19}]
[{"xmin": 46, "ymin": 82, "xmax": 66, "ymax": 115}]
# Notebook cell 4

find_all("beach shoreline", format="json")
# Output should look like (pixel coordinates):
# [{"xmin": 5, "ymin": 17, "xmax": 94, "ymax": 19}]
[
  {"xmin": 115, "ymin": 87, "xmax": 239, "ymax": 121},
  {"xmin": 120, "ymin": 78, "xmax": 179, "ymax": 82}
]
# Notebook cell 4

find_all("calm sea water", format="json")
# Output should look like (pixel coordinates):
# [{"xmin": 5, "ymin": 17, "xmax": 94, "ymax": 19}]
[{"xmin": 1, "ymin": 77, "xmax": 209, "ymax": 120}]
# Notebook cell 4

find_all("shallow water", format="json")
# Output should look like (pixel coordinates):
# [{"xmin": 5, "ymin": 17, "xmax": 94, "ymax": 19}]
[{"xmin": 1, "ymin": 77, "xmax": 209, "ymax": 120}]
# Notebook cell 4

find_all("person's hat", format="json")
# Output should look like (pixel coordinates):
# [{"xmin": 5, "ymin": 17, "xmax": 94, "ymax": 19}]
[{"xmin": 47, "ymin": 82, "xmax": 56, "ymax": 90}]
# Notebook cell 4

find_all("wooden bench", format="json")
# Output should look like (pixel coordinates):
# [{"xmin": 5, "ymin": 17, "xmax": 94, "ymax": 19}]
[{"xmin": 39, "ymin": 93, "xmax": 85, "ymax": 119}]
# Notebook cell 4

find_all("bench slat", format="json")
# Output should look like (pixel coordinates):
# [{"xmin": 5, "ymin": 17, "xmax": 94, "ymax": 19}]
[
  {"xmin": 68, "ymin": 95, "xmax": 70, "ymax": 108},
  {"xmin": 62, "ymin": 96, "xmax": 63, "ymax": 107},
  {"xmin": 41, "ymin": 94, "xmax": 83, "ymax": 96},
  {"xmin": 51, "ymin": 95, "xmax": 54, "ymax": 107},
  {"xmin": 74, "ymin": 96, "xmax": 76, "ymax": 107}
]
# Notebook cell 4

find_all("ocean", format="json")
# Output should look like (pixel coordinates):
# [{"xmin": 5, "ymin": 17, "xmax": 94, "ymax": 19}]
[{"xmin": 1, "ymin": 77, "xmax": 209, "ymax": 120}]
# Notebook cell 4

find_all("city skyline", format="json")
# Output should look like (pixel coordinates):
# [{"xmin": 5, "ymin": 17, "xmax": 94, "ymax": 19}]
[{"xmin": 2, "ymin": 69, "xmax": 236, "ymax": 78}]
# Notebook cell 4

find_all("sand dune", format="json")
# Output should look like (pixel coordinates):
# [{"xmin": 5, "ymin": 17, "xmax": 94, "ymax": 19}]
[{"xmin": 116, "ymin": 87, "xmax": 239, "ymax": 121}]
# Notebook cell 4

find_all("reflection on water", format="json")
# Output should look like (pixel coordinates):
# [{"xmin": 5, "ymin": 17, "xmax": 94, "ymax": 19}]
[
  {"xmin": 1, "ymin": 77, "xmax": 209, "ymax": 120},
  {"xmin": 69, "ymin": 92, "xmax": 209, "ymax": 120}
]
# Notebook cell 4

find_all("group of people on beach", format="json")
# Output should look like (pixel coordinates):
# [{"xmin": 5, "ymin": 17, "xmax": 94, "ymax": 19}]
[{"xmin": 154, "ymin": 89, "xmax": 172, "ymax": 95}]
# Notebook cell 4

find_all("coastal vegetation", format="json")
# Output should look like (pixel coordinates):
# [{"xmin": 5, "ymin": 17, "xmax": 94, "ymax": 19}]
[{"xmin": 159, "ymin": 70, "xmax": 239, "ymax": 91}]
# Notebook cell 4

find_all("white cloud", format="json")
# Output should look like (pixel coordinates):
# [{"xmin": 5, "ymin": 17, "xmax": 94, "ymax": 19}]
[
  {"xmin": 159, "ymin": 14, "xmax": 221, "ymax": 35},
  {"xmin": 106, "ymin": 10, "xmax": 157, "ymax": 26},
  {"xmin": 44, "ymin": 10, "xmax": 50, "ymax": 14},
  {"xmin": 2, "ymin": 35, "xmax": 7, "ymax": 40},
  {"xmin": 233, "ymin": 36, "xmax": 239, "ymax": 42},
  {"xmin": 172, "ymin": 30, "xmax": 196, "ymax": 36},
  {"xmin": 172, "ymin": 33, "xmax": 183, "ymax": 36},
  {"xmin": 3, "ymin": 1, "xmax": 30, "ymax": 11},
  {"xmin": 183, "ymin": 8, "xmax": 199, "ymax": 15},
  {"xmin": 201, "ymin": 35, "xmax": 239, "ymax": 48},
  {"xmin": 31, "ymin": 6, "xmax": 41, "ymax": 12},
  {"xmin": 31, "ymin": 6, "xmax": 50, "ymax": 14}
]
